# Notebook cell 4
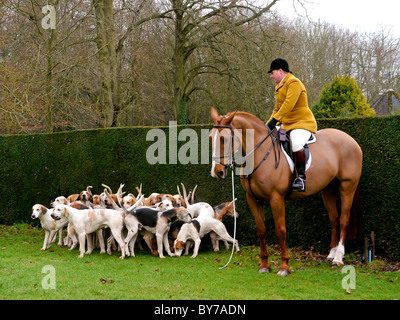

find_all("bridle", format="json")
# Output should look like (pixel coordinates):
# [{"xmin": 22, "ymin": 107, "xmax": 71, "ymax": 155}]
[{"xmin": 211, "ymin": 124, "xmax": 281, "ymax": 178}]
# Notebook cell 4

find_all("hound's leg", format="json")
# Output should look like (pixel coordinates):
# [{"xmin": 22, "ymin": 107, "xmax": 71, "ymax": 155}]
[
  {"xmin": 214, "ymin": 225, "xmax": 240, "ymax": 252},
  {"xmin": 184, "ymin": 241, "xmax": 191, "ymax": 256},
  {"xmin": 57, "ymin": 229, "xmax": 63, "ymax": 246},
  {"xmin": 110, "ymin": 227, "xmax": 125, "ymax": 259},
  {"xmin": 78, "ymin": 233, "xmax": 86, "ymax": 258},
  {"xmin": 50, "ymin": 230, "xmax": 57, "ymax": 243},
  {"xmin": 209, "ymin": 232, "xmax": 220, "ymax": 251},
  {"xmin": 155, "ymin": 233, "xmax": 165, "ymax": 258},
  {"xmin": 128, "ymin": 234, "xmax": 138, "ymax": 257},
  {"xmin": 124, "ymin": 228, "xmax": 137, "ymax": 257},
  {"xmin": 191, "ymin": 238, "xmax": 201, "ymax": 258},
  {"xmin": 42, "ymin": 230, "xmax": 50, "ymax": 250},
  {"xmin": 85, "ymin": 234, "xmax": 94, "ymax": 255},
  {"xmin": 97, "ymin": 229, "xmax": 106, "ymax": 254},
  {"xmin": 163, "ymin": 232, "xmax": 174, "ymax": 257},
  {"xmin": 68, "ymin": 231, "xmax": 78, "ymax": 251}
]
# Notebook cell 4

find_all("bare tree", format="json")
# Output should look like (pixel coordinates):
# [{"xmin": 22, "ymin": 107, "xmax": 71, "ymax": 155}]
[{"xmin": 139, "ymin": 0, "xmax": 280, "ymax": 124}]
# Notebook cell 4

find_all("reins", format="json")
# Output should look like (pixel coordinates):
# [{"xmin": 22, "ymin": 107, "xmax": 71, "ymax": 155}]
[{"xmin": 212, "ymin": 123, "xmax": 280, "ymax": 268}]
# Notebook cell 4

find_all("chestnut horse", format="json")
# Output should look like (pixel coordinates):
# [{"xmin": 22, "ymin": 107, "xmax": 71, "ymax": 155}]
[{"xmin": 210, "ymin": 107, "xmax": 362, "ymax": 276}]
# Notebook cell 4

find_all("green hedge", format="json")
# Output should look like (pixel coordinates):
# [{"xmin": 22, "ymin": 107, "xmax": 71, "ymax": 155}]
[{"xmin": 0, "ymin": 116, "xmax": 399, "ymax": 260}]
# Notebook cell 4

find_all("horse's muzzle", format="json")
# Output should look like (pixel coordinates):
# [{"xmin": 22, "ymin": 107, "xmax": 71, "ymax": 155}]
[{"xmin": 216, "ymin": 167, "xmax": 227, "ymax": 179}]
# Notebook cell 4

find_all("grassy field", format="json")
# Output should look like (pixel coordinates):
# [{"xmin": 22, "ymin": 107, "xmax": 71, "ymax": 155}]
[{"xmin": 0, "ymin": 223, "xmax": 399, "ymax": 300}]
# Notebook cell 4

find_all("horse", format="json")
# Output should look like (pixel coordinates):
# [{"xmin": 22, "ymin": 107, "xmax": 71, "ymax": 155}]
[{"xmin": 209, "ymin": 107, "xmax": 362, "ymax": 276}]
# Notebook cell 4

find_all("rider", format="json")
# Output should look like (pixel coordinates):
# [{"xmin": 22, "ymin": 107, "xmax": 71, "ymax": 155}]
[{"xmin": 266, "ymin": 58, "xmax": 317, "ymax": 192}]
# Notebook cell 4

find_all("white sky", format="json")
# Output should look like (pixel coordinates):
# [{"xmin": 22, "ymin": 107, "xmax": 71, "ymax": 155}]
[{"xmin": 271, "ymin": 0, "xmax": 400, "ymax": 37}]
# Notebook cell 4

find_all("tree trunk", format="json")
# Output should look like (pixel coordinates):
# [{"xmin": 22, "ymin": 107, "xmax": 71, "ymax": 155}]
[
  {"xmin": 45, "ymin": 27, "xmax": 56, "ymax": 133},
  {"xmin": 93, "ymin": 0, "xmax": 120, "ymax": 128},
  {"xmin": 172, "ymin": 1, "xmax": 188, "ymax": 125}
]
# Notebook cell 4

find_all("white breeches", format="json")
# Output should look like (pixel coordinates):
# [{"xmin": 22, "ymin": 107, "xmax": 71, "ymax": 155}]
[{"xmin": 290, "ymin": 129, "xmax": 312, "ymax": 152}]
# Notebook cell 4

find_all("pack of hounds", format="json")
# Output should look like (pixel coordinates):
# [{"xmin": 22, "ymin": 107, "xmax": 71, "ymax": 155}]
[{"xmin": 31, "ymin": 184, "xmax": 240, "ymax": 259}]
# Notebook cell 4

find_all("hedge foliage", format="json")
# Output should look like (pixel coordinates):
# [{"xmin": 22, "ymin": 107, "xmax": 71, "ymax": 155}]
[{"xmin": 0, "ymin": 116, "xmax": 399, "ymax": 259}]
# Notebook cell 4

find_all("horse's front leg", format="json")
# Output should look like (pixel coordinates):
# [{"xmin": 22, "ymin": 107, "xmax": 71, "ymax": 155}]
[
  {"xmin": 270, "ymin": 192, "xmax": 291, "ymax": 276},
  {"xmin": 246, "ymin": 192, "xmax": 270, "ymax": 273}
]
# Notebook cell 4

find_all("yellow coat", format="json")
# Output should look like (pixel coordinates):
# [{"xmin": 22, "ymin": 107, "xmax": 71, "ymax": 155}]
[{"xmin": 267, "ymin": 73, "xmax": 317, "ymax": 133}]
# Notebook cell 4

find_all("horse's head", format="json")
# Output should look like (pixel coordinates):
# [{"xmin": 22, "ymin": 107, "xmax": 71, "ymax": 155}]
[{"xmin": 209, "ymin": 107, "xmax": 237, "ymax": 179}]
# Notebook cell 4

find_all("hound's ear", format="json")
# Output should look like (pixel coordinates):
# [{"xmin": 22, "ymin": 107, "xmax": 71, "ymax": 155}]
[
  {"xmin": 76, "ymin": 193, "xmax": 81, "ymax": 200},
  {"xmin": 64, "ymin": 207, "xmax": 69, "ymax": 218},
  {"xmin": 41, "ymin": 206, "xmax": 48, "ymax": 215},
  {"xmin": 210, "ymin": 106, "xmax": 219, "ymax": 123}
]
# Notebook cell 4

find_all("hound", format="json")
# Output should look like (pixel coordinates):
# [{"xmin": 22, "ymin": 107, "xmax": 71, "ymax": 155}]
[
  {"xmin": 211, "ymin": 199, "xmax": 239, "ymax": 251},
  {"xmin": 174, "ymin": 216, "xmax": 240, "ymax": 258},
  {"xmin": 31, "ymin": 204, "xmax": 68, "ymax": 250},
  {"xmin": 213, "ymin": 199, "xmax": 239, "ymax": 220},
  {"xmin": 179, "ymin": 183, "xmax": 215, "ymax": 218},
  {"xmin": 51, "ymin": 204, "xmax": 126, "ymax": 259},
  {"xmin": 76, "ymin": 186, "xmax": 94, "ymax": 208},
  {"xmin": 124, "ymin": 204, "xmax": 192, "ymax": 258},
  {"xmin": 50, "ymin": 196, "xmax": 89, "ymax": 249}
]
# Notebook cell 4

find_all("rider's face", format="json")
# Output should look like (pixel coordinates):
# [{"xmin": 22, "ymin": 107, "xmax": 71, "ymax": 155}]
[{"xmin": 270, "ymin": 69, "xmax": 286, "ymax": 84}]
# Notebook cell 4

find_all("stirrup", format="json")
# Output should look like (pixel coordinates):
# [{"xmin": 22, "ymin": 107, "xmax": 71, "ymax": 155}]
[{"xmin": 292, "ymin": 177, "xmax": 306, "ymax": 192}]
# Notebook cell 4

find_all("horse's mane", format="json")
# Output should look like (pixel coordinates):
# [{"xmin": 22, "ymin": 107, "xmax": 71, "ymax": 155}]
[{"xmin": 227, "ymin": 110, "xmax": 267, "ymax": 130}]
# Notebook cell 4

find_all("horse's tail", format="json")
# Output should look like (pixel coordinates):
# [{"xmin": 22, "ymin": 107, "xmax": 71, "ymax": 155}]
[{"xmin": 347, "ymin": 184, "xmax": 362, "ymax": 240}]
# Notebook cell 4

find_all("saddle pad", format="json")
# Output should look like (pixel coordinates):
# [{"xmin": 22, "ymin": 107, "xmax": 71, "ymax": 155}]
[{"xmin": 282, "ymin": 134, "xmax": 316, "ymax": 173}]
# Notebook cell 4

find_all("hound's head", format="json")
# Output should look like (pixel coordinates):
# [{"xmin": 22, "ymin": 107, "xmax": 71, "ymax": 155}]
[
  {"xmin": 156, "ymin": 200, "xmax": 174, "ymax": 211},
  {"xmin": 98, "ymin": 192, "xmax": 108, "ymax": 206},
  {"xmin": 50, "ymin": 196, "xmax": 68, "ymax": 208},
  {"xmin": 173, "ymin": 239, "xmax": 186, "ymax": 257},
  {"xmin": 31, "ymin": 204, "xmax": 48, "ymax": 219},
  {"xmin": 172, "ymin": 194, "xmax": 183, "ymax": 207},
  {"xmin": 51, "ymin": 204, "xmax": 68, "ymax": 220},
  {"xmin": 122, "ymin": 194, "xmax": 137, "ymax": 209},
  {"xmin": 176, "ymin": 207, "xmax": 192, "ymax": 223},
  {"xmin": 92, "ymin": 195, "xmax": 100, "ymax": 205},
  {"xmin": 78, "ymin": 190, "xmax": 93, "ymax": 202}
]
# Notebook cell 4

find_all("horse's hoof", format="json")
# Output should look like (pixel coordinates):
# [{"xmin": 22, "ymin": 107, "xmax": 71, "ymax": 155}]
[
  {"xmin": 277, "ymin": 269, "xmax": 290, "ymax": 277},
  {"xmin": 258, "ymin": 267, "xmax": 271, "ymax": 273}
]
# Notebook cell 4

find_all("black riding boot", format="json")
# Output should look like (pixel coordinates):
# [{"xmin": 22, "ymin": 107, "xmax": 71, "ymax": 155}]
[{"xmin": 292, "ymin": 149, "xmax": 306, "ymax": 192}]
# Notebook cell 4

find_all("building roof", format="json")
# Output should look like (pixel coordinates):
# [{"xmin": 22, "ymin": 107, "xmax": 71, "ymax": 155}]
[{"xmin": 371, "ymin": 89, "xmax": 400, "ymax": 115}]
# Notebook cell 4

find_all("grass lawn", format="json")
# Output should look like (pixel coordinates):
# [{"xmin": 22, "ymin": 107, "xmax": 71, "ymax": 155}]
[{"xmin": 0, "ymin": 223, "xmax": 399, "ymax": 300}]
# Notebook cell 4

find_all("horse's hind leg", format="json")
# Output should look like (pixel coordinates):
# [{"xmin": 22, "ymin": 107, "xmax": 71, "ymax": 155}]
[
  {"xmin": 332, "ymin": 180, "xmax": 359, "ymax": 266},
  {"xmin": 321, "ymin": 182, "xmax": 340, "ymax": 261}
]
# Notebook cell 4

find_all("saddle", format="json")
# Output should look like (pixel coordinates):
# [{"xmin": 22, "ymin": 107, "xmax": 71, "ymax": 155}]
[{"xmin": 278, "ymin": 129, "xmax": 316, "ymax": 173}]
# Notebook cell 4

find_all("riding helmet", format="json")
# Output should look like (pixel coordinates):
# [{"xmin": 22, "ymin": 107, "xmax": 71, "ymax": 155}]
[{"xmin": 268, "ymin": 58, "xmax": 291, "ymax": 73}]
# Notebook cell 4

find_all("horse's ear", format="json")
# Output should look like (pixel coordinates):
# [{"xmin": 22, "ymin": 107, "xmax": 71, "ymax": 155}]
[
  {"xmin": 224, "ymin": 110, "xmax": 238, "ymax": 124},
  {"xmin": 210, "ymin": 106, "xmax": 219, "ymax": 123}
]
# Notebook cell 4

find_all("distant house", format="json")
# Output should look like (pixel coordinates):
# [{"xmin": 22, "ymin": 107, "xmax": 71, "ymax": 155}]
[{"xmin": 370, "ymin": 89, "xmax": 400, "ymax": 115}]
